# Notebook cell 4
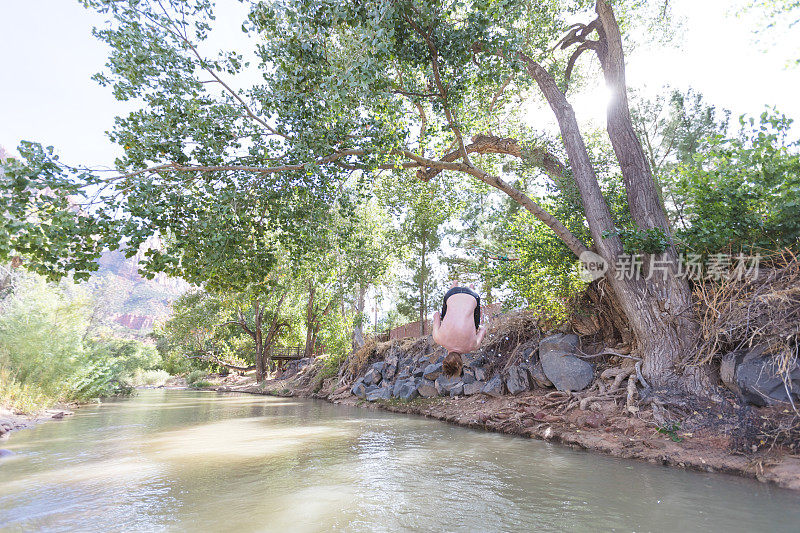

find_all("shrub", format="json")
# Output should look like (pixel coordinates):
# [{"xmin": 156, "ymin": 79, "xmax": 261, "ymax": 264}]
[
  {"xmin": 126, "ymin": 369, "xmax": 171, "ymax": 387},
  {"xmin": 186, "ymin": 370, "xmax": 207, "ymax": 385},
  {"xmin": 190, "ymin": 380, "xmax": 213, "ymax": 389}
]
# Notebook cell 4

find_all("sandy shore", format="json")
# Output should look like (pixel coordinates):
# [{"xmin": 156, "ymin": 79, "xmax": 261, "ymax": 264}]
[{"xmin": 0, "ymin": 406, "xmax": 74, "ymax": 442}]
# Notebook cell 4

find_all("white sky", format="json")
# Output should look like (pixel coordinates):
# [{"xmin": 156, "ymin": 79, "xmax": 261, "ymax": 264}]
[{"xmin": 1, "ymin": 0, "xmax": 798, "ymax": 166}]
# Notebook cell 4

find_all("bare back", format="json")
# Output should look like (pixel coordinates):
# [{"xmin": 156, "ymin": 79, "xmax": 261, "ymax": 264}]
[{"xmin": 432, "ymin": 292, "xmax": 486, "ymax": 354}]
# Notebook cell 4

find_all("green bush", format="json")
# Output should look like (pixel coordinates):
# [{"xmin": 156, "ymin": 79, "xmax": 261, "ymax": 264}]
[
  {"xmin": 186, "ymin": 370, "xmax": 207, "ymax": 385},
  {"xmin": 125, "ymin": 369, "xmax": 171, "ymax": 387},
  {"xmin": 190, "ymin": 380, "xmax": 213, "ymax": 389},
  {"xmin": 669, "ymin": 110, "xmax": 800, "ymax": 255}
]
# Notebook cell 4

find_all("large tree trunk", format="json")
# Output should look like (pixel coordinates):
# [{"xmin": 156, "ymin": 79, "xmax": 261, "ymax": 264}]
[
  {"xmin": 305, "ymin": 280, "xmax": 315, "ymax": 359},
  {"xmin": 352, "ymin": 284, "xmax": 367, "ymax": 350},
  {"xmin": 592, "ymin": 0, "xmax": 712, "ymax": 392},
  {"xmin": 419, "ymin": 242, "xmax": 427, "ymax": 336},
  {"xmin": 253, "ymin": 299, "xmax": 266, "ymax": 382},
  {"xmin": 519, "ymin": 12, "xmax": 711, "ymax": 394}
]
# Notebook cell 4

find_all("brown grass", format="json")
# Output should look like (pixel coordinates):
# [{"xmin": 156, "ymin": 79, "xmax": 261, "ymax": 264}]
[{"xmin": 694, "ymin": 249, "xmax": 800, "ymax": 381}]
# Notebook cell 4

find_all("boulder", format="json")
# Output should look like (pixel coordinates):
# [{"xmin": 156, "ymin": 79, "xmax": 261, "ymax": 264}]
[
  {"xmin": 371, "ymin": 361, "xmax": 386, "ymax": 374},
  {"xmin": 393, "ymin": 378, "xmax": 420, "ymax": 400},
  {"xmin": 473, "ymin": 367, "xmax": 487, "ymax": 382},
  {"xmin": 351, "ymin": 378, "xmax": 367, "ymax": 398},
  {"xmin": 417, "ymin": 379, "xmax": 438, "ymax": 398},
  {"xmin": 464, "ymin": 354, "xmax": 486, "ymax": 368},
  {"xmin": 522, "ymin": 360, "xmax": 552, "ymax": 388},
  {"xmin": 540, "ymin": 350, "xmax": 593, "ymax": 392},
  {"xmin": 366, "ymin": 387, "xmax": 392, "ymax": 402},
  {"xmin": 462, "ymin": 372, "xmax": 476, "ymax": 385},
  {"xmin": 363, "ymin": 367, "xmax": 382, "ymax": 386},
  {"xmin": 722, "ymin": 347, "xmax": 800, "ymax": 406},
  {"xmin": 504, "ymin": 365, "xmax": 530, "ymax": 395},
  {"xmin": 482, "ymin": 375, "xmax": 505, "ymax": 397},
  {"xmin": 382, "ymin": 357, "xmax": 398, "ymax": 381},
  {"xmin": 449, "ymin": 382, "xmax": 464, "ymax": 397},
  {"xmin": 464, "ymin": 381, "xmax": 485, "ymax": 396},
  {"xmin": 435, "ymin": 375, "xmax": 462, "ymax": 396},
  {"xmin": 539, "ymin": 333, "xmax": 580, "ymax": 356},
  {"xmin": 423, "ymin": 362, "xmax": 444, "ymax": 381}
]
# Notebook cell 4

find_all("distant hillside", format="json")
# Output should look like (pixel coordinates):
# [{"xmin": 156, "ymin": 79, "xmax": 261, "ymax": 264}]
[{"xmin": 91, "ymin": 240, "xmax": 190, "ymax": 334}]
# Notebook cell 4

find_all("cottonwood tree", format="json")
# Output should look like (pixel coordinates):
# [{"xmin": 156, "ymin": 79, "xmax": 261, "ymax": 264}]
[{"xmin": 4, "ymin": 0, "xmax": 714, "ymax": 393}]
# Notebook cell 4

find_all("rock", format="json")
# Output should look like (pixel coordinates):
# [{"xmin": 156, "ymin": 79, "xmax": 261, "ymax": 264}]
[
  {"xmin": 449, "ymin": 382, "xmax": 464, "ymax": 396},
  {"xmin": 504, "ymin": 365, "xmax": 530, "ymax": 395},
  {"xmin": 723, "ymin": 346, "xmax": 800, "ymax": 406},
  {"xmin": 411, "ymin": 366, "xmax": 425, "ymax": 378},
  {"xmin": 382, "ymin": 358, "xmax": 398, "ymax": 381},
  {"xmin": 523, "ymin": 360, "xmax": 552, "ymax": 388},
  {"xmin": 435, "ymin": 375, "xmax": 462, "ymax": 396},
  {"xmin": 464, "ymin": 354, "xmax": 486, "ymax": 368},
  {"xmin": 366, "ymin": 387, "xmax": 392, "ymax": 402},
  {"xmin": 540, "ymin": 350, "xmax": 594, "ymax": 392},
  {"xmin": 417, "ymin": 379, "xmax": 438, "ymax": 398},
  {"xmin": 363, "ymin": 367, "xmax": 382, "ymax": 386},
  {"xmin": 539, "ymin": 333, "xmax": 580, "ymax": 356},
  {"xmin": 351, "ymin": 379, "xmax": 367, "ymax": 398},
  {"xmin": 395, "ymin": 379, "xmax": 420, "ymax": 401},
  {"xmin": 0, "ymin": 449, "xmax": 14, "ymax": 458},
  {"xmin": 464, "ymin": 381, "xmax": 485, "ymax": 396},
  {"xmin": 371, "ymin": 361, "xmax": 386, "ymax": 374},
  {"xmin": 463, "ymin": 372, "xmax": 476, "ymax": 385},
  {"xmin": 482, "ymin": 375, "xmax": 505, "ymax": 397},
  {"xmin": 51, "ymin": 411, "xmax": 66, "ymax": 420},
  {"xmin": 423, "ymin": 362, "xmax": 443, "ymax": 381},
  {"xmin": 473, "ymin": 367, "xmax": 486, "ymax": 382}
]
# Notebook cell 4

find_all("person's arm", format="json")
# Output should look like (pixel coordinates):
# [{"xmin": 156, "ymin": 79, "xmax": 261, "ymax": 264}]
[{"xmin": 474, "ymin": 325, "xmax": 487, "ymax": 349}]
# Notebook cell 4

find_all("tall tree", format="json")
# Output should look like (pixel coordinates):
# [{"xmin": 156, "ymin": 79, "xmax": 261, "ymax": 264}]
[{"xmin": 4, "ymin": 0, "xmax": 716, "ymax": 392}]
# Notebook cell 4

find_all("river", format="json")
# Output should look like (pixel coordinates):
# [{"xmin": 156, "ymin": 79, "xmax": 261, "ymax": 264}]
[{"xmin": 1, "ymin": 390, "xmax": 798, "ymax": 532}]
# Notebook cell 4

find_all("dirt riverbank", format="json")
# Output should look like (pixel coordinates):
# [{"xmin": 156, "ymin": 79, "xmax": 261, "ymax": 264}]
[
  {"xmin": 203, "ymin": 373, "xmax": 800, "ymax": 492},
  {"xmin": 0, "ymin": 406, "xmax": 74, "ymax": 443}
]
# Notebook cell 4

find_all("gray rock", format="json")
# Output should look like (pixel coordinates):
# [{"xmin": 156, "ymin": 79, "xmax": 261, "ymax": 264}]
[
  {"xmin": 417, "ymin": 379, "xmax": 438, "ymax": 398},
  {"xmin": 464, "ymin": 381, "xmax": 485, "ymax": 396},
  {"xmin": 463, "ymin": 372, "xmax": 476, "ymax": 385},
  {"xmin": 464, "ymin": 354, "xmax": 486, "ymax": 368},
  {"xmin": 540, "ymin": 350, "xmax": 594, "ymax": 392},
  {"xmin": 504, "ymin": 365, "xmax": 530, "ymax": 395},
  {"xmin": 364, "ymin": 384, "xmax": 381, "ymax": 395},
  {"xmin": 371, "ymin": 361, "xmax": 386, "ymax": 374},
  {"xmin": 473, "ymin": 367, "xmax": 487, "ymax": 382},
  {"xmin": 394, "ymin": 379, "xmax": 420, "ymax": 401},
  {"xmin": 723, "ymin": 347, "xmax": 800, "ymax": 406},
  {"xmin": 363, "ymin": 367, "xmax": 382, "ymax": 386},
  {"xmin": 423, "ymin": 362, "xmax": 444, "ymax": 381},
  {"xmin": 435, "ymin": 375, "xmax": 463, "ymax": 395},
  {"xmin": 482, "ymin": 375, "xmax": 505, "ymax": 397},
  {"xmin": 397, "ymin": 367, "xmax": 411, "ymax": 380},
  {"xmin": 539, "ymin": 333, "xmax": 580, "ymax": 356},
  {"xmin": 366, "ymin": 387, "xmax": 392, "ymax": 402},
  {"xmin": 525, "ymin": 360, "xmax": 552, "ymax": 388},
  {"xmin": 449, "ymin": 382, "xmax": 464, "ymax": 396},
  {"xmin": 382, "ymin": 358, "xmax": 398, "ymax": 381},
  {"xmin": 351, "ymin": 378, "xmax": 367, "ymax": 398}
]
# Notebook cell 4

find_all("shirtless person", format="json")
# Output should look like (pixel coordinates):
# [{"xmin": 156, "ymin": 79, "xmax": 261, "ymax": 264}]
[{"xmin": 432, "ymin": 285, "xmax": 487, "ymax": 377}]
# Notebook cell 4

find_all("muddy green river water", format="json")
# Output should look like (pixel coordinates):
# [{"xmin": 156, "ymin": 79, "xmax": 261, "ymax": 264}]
[{"xmin": 1, "ymin": 389, "xmax": 798, "ymax": 532}]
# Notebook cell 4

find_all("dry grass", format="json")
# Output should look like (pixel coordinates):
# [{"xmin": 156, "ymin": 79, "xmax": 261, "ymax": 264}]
[
  {"xmin": 481, "ymin": 310, "xmax": 542, "ymax": 375},
  {"xmin": 694, "ymin": 249, "xmax": 800, "ymax": 381}
]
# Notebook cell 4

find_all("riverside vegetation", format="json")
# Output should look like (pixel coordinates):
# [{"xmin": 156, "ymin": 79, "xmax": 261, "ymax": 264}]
[{"xmin": 1, "ymin": 0, "xmax": 799, "ymax": 487}]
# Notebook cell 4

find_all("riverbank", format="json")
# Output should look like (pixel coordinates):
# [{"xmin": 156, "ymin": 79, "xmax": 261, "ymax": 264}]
[
  {"xmin": 200, "ymin": 372, "xmax": 800, "ymax": 491},
  {"xmin": 0, "ymin": 406, "xmax": 74, "ymax": 442}
]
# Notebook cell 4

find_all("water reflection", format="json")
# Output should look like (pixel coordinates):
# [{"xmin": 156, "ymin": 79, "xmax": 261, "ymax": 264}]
[{"xmin": 1, "ymin": 390, "xmax": 798, "ymax": 532}]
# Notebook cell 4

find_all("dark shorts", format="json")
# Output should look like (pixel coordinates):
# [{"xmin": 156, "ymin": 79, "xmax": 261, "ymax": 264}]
[{"xmin": 441, "ymin": 287, "xmax": 481, "ymax": 330}]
